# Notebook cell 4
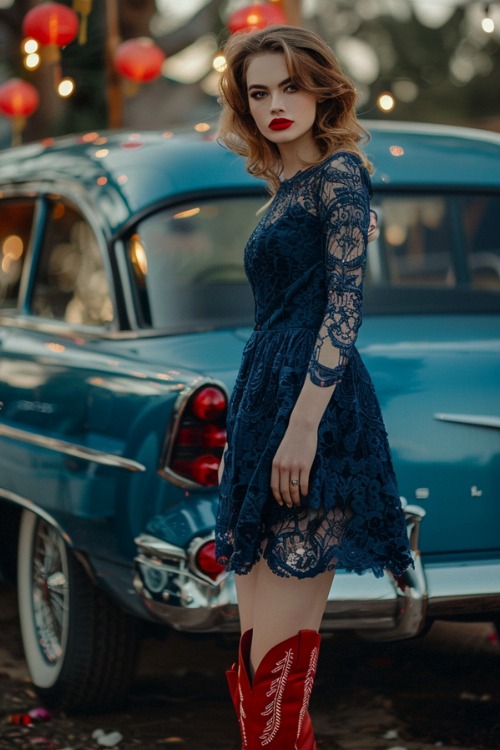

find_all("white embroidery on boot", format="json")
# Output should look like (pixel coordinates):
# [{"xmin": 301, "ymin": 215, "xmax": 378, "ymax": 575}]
[
  {"xmin": 295, "ymin": 646, "xmax": 319, "ymax": 749},
  {"xmin": 239, "ymin": 682, "xmax": 248, "ymax": 748},
  {"xmin": 259, "ymin": 648, "xmax": 294, "ymax": 746}
]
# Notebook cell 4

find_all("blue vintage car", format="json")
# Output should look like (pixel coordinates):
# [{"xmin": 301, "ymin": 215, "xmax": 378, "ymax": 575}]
[{"xmin": 0, "ymin": 123, "xmax": 498, "ymax": 711}]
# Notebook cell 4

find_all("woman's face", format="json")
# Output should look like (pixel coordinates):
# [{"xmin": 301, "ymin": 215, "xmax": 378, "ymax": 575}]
[{"xmin": 246, "ymin": 53, "xmax": 317, "ymax": 148}]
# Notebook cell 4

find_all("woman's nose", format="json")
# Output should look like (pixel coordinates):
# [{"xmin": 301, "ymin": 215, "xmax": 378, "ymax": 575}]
[{"xmin": 270, "ymin": 93, "xmax": 285, "ymax": 112}]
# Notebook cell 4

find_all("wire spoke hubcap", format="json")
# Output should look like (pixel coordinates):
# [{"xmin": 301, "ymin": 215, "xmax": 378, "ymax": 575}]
[{"xmin": 32, "ymin": 520, "xmax": 69, "ymax": 664}]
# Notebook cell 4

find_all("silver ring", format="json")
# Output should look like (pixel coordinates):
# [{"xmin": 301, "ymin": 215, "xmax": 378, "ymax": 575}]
[{"xmin": 290, "ymin": 479, "xmax": 299, "ymax": 486}]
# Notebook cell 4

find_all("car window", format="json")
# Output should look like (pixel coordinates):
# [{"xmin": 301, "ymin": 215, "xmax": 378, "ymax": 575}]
[
  {"xmin": 0, "ymin": 198, "xmax": 36, "ymax": 310},
  {"xmin": 127, "ymin": 192, "xmax": 500, "ymax": 327},
  {"xmin": 31, "ymin": 200, "xmax": 114, "ymax": 326},
  {"xmin": 370, "ymin": 196, "xmax": 454, "ymax": 287},
  {"xmin": 367, "ymin": 192, "xmax": 500, "ymax": 312},
  {"xmin": 459, "ymin": 194, "xmax": 500, "ymax": 290},
  {"xmin": 127, "ymin": 196, "xmax": 263, "ymax": 329}
]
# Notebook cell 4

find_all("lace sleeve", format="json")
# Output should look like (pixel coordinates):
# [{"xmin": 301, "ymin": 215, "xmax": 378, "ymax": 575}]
[{"xmin": 307, "ymin": 155, "xmax": 370, "ymax": 388}]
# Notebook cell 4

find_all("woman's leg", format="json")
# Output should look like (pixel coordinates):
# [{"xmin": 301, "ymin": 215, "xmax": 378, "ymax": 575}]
[
  {"xmin": 234, "ymin": 564, "xmax": 259, "ymax": 635},
  {"xmin": 235, "ymin": 558, "xmax": 335, "ymax": 675},
  {"xmin": 234, "ymin": 559, "xmax": 334, "ymax": 748}
]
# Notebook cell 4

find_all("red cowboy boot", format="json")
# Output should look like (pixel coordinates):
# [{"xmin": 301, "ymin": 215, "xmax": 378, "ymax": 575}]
[
  {"xmin": 226, "ymin": 631, "xmax": 247, "ymax": 744},
  {"xmin": 227, "ymin": 630, "xmax": 318, "ymax": 748},
  {"xmin": 237, "ymin": 629, "xmax": 321, "ymax": 749}
]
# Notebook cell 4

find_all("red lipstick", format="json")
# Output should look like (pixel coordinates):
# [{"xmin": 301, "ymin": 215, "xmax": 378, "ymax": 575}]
[{"xmin": 269, "ymin": 118, "xmax": 293, "ymax": 131}]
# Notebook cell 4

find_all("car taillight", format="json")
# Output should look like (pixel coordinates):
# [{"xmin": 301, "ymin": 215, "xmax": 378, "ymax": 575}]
[
  {"xmin": 191, "ymin": 386, "xmax": 227, "ymax": 421},
  {"xmin": 177, "ymin": 424, "xmax": 226, "ymax": 448},
  {"xmin": 195, "ymin": 540, "xmax": 226, "ymax": 581},
  {"xmin": 168, "ymin": 384, "xmax": 227, "ymax": 487}
]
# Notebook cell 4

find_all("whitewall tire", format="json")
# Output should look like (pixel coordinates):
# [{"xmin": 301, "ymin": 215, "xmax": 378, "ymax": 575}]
[{"xmin": 17, "ymin": 510, "xmax": 139, "ymax": 711}]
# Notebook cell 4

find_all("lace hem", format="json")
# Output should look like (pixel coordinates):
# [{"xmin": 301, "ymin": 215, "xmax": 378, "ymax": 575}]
[
  {"xmin": 216, "ymin": 504, "xmax": 415, "ymax": 580},
  {"xmin": 217, "ymin": 543, "xmax": 415, "ymax": 580}
]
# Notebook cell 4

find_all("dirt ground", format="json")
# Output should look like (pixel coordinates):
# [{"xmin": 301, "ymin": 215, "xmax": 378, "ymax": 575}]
[{"xmin": 0, "ymin": 581, "xmax": 499, "ymax": 750}]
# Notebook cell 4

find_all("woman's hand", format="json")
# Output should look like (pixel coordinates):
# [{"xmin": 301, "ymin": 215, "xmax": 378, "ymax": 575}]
[{"xmin": 270, "ymin": 424, "xmax": 317, "ymax": 508}]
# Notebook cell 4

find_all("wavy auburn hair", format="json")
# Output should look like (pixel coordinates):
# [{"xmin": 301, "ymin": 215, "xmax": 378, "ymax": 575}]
[{"xmin": 218, "ymin": 25, "xmax": 371, "ymax": 191}]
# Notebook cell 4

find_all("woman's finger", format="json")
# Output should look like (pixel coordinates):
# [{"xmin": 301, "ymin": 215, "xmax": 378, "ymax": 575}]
[
  {"xmin": 270, "ymin": 463, "xmax": 283, "ymax": 506},
  {"xmin": 289, "ymin": 474, "xmax": 301, "ymax": 506},
  {"xmin": 299, "ymin": 469, "xmax": 309, "ymax": 499},
  {"xmin": 279, "ymin": 471, "xmax": 294, "ymax": 508}
]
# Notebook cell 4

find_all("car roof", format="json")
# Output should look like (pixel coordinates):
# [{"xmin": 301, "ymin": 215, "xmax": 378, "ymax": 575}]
[
  {"xmin": 0, "ymin": 130, "xmax": 260, "ymax": 235},
  {"xmin": 0, "ymin": 121, "xmax": 499, "ymax": 235},
  {"xmin": 366, "ymin": 120, "xmax": 500, "ymax": 190}
]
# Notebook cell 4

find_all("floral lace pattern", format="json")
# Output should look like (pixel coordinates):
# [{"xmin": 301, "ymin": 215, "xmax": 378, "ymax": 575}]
[{"xmin": 216, "ymin": 153, "xmax": 414, "ymax": 579}]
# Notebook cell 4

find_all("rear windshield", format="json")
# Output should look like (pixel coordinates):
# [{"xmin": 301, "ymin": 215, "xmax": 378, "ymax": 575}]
[
  {"xmin": 127, "ymin": 196, "xmax": 261, "ymax": 330},
  {"xmin": 127, "ymin": 191, "xmax": 500, "ymax": 330}
]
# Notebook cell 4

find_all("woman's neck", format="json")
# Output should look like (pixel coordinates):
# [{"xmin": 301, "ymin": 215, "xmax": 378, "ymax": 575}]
[{"xmin": 277, "ymin": 137, "xmax": 321, "ymax": 180}]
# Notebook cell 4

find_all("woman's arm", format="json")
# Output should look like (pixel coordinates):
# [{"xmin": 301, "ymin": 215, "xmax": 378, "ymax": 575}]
[{"xmin": 270, "ymin": 156, "xmax": 369, "ymax": 508}]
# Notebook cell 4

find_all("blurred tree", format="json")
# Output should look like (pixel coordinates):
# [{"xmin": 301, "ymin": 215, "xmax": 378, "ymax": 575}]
[{"xmin": 311, "ymin": 0, "xmax": 500, "ymax": 130}]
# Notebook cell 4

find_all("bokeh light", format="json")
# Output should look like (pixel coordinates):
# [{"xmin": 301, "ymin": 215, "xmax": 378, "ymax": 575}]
[{"xmin": 377, "ymin": 93, "xmax": 396, "ymax": 112}]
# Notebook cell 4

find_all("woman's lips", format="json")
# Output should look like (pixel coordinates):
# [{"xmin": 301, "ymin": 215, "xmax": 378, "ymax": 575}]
[{"xmin": 269, "ymin": 119, "xmax": 294, "ymax": 131}]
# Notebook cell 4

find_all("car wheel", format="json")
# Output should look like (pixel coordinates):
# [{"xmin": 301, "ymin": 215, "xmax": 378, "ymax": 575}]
[{"xmin": 17, "ymin": 509, "xmax": 139, "ymax": 712}]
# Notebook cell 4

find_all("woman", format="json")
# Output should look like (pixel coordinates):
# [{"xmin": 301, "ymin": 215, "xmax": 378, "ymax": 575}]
[{"xmin": 215, "ymin": 25, "xmax": 414, "ymax": 749}]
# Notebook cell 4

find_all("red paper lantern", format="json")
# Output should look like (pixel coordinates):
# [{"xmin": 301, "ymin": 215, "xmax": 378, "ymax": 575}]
[
  {"xmin": 228, "ymin": 3, "xmax": 287, "ymax": 34},
  {"xmin": 114, "ymin": 38, "xmax": 166, "ymax": 84},
  {"xmin": 0, "ymin": 78, "xmax": 39, "ymax": 118},
  {"xmin": 0, "ymin": 78, "xmax": 40, "ymax": 146},
  {"xmin": 23, "ymin": 2, "xmax": 79, "ymax": 48}
]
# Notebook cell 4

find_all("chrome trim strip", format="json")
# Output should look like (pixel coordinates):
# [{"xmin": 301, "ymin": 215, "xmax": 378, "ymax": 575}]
[
  {"xmin": 0, "ymin": 315, "xmax": 227, "ymax": 341},
  {"xmin": 0, "ymin": 488, "xmax": 72, "ymax": 545},
  {"xmin": 0, "ymin": 315, "xmax": 114, "ymax": 338},
  {"xmin": 434, "ymin": 412, "xmax": 500, "ymax": 430},
  {"xmin": 136, "ymin": 534, "xmax": 188, "ymax": 562},
  {"xmin": 0, "ymin": 423, "xmax": 146, "ymax": 472},
  {"xmin": 402, "ymin": 502, "xmax": 426, "ymax": 551}
]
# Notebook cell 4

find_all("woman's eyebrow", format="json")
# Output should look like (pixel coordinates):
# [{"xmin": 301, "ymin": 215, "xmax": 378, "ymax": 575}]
[{"xmin": 247, "ymin": 77, "xmax": 292, "ymax": 91}]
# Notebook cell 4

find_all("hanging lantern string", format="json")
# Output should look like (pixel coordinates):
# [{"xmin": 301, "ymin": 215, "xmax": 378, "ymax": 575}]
[{"xmin": 73, "ymin": 0, "xmax": 93, "ymax": 45}]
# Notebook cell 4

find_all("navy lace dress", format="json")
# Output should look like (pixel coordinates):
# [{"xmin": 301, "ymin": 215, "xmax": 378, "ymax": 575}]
[{"xmin": 216, "ymin": 152, "xmax": 414, "ymax": 579}]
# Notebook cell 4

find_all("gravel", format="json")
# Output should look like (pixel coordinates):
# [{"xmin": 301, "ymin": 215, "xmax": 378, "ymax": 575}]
[{"xmin": 0, "ymin": 582, "xmax": 498, "ymax": 750}]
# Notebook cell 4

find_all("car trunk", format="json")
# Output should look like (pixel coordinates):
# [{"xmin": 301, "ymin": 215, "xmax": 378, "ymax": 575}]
[{"xmin": 359, "ymin": 314, "xmax": 500, "ymax": 556}]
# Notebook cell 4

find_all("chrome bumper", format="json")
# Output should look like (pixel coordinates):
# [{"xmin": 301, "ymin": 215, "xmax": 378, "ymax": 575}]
[
  {"xmin": 425, "ymin": 561, "xmax": 500, "ymax": 617},
  {"xmin": 134, "ymin": 534, "xmax": 239, "ymax": 632},
  {"xmin": 134, "ymin": 503, "xmax": 442, "ymax": 640}
]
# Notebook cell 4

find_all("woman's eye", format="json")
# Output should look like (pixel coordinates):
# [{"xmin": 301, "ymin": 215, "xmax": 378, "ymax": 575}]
[
  {"xmin": 250, "ymin": 91, "xmax": 266, "ymax": 99},
  {"xmin": 286, "ymin": 84, "xmax": 298, "ymax": 92}
]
